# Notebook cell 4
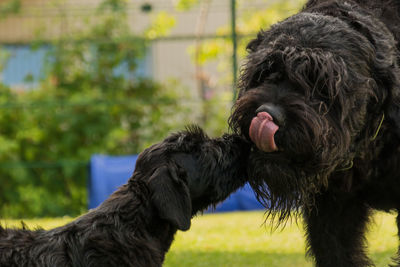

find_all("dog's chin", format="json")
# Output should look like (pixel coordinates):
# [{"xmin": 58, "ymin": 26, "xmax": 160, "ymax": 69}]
[
  {"xmin": 248, "ymin": 141, "xmax": 333, "ymax": 217},
  {"xmin": 249, "ymin": 144, "xmax": 323, "ymax": 175}
]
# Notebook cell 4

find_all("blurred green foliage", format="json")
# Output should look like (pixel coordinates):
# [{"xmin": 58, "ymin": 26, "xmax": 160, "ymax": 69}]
[
  {"xmin": 0, "ymin": 0, "xmax": 189, "ymax": 218},
  {"xmin": 0, "ymin": 0, "xmax": 21, "ymax": 18}
]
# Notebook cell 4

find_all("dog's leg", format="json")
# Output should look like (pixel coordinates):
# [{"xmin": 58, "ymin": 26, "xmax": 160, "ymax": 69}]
[{"xmin": 303, "ymin": 191, "xmax": 373, "ymax": 267}]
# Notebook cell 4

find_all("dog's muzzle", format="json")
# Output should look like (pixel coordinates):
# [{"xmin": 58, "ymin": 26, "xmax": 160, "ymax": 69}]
[{"xmin": 255, "ymin": 103, "xmax": 285, "ymax": 127}]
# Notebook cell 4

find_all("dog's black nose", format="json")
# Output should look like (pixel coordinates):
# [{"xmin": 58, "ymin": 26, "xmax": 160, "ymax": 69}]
[{"xmin": 255, "ymin": 103, "xmax": 285, "ymax": 126}]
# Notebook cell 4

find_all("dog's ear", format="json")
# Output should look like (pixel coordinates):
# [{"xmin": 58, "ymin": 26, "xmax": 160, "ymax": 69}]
[{"xmin": 148, "ymin": 165, "xmax": 192, "ymax": 231}]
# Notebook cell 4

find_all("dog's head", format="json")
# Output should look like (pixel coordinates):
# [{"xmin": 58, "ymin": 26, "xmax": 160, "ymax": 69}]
[
  {"xmin": 132, "ymin": 138, "xmax": 238, "ymax": 231},
  {"xmin": 229, "ymin": 6, "xmax": 400, "ymax": 214}
]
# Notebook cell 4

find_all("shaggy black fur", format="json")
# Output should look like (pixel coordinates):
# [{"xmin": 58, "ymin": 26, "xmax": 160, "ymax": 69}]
[
  {"xmin": 0, "ymin": 127, "xmax": 249, "ymax": 267},
  {"xmin": 228, "ymin": 0, "xmax": 400, "ymax": 266},
  {"xmin": 230, "ymin": 0, "xmax": 400, "ymax": 266}
]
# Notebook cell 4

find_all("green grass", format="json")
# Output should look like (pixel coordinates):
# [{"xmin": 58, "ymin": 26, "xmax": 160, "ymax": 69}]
[{"xmin": 1, "ymin": 211, "xmax": 398, "ymax": 266}]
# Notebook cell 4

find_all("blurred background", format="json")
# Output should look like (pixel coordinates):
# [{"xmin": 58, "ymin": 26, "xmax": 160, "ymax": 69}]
[{"xmin": 0, "ymin": 0, "xmax": 305, "ymax": 218}]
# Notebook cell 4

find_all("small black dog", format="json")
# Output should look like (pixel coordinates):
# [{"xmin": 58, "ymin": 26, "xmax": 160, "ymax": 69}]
[{"xmin": 0, "ymin": 127, "xmax": 248, "ymax": 267}]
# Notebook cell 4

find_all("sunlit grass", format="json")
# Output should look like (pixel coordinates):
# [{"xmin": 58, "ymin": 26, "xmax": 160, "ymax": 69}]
[
  {"xmin": 165, "ymin": 211, "xmax": 397, "ymax": 266},
  {"xmin": 1, "ymin": 211, "xmax": 397, "ymax": 266}
]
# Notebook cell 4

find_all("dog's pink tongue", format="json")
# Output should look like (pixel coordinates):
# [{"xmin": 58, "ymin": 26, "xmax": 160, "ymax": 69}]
[{"xmin": 249, "ymin": 112, "xmax": 279, "ymax": 152}]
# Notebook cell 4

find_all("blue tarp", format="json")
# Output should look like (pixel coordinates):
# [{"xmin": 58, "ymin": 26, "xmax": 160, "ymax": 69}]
[
  {"xmin": 89, "ymin": 154, "xmax": 139, "ymax": 209},
  {"xmin": 89, "ymin": 154, "xmax": 265, "ymax": 212}
]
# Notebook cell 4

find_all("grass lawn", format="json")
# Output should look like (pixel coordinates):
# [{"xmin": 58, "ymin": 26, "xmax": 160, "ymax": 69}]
[{"xmin": 1, "ymin": 211, "xmax": 398, "ymax": 266}]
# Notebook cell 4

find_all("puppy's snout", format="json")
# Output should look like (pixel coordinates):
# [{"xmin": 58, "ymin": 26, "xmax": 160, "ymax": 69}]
[{"xmin": 256, "ymin": 103, "xmax": 285, "ymax": 127}]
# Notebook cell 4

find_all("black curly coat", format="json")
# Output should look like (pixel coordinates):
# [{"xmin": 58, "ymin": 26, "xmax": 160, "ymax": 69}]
[
  {"xmin": 231, "ymin": 0, "xmax": 400, "ymax": 266},
  {"xmin": 229, "ymin": 0, "xmax": 400, "ymax": 266},
  {"xmin": 0, "ymin": 128, "xmax": 249, "ymax": 267}
]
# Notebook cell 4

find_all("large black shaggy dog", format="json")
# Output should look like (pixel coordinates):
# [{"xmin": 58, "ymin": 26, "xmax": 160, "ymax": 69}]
[
  {"xmin": 234, "ymin": 0, "xmax": 400, "ymax": 265},
  {"xmin": 0, "ymin": 129, "xmax": 248, "ymax": 267},
  {"xmin": 233, "ymin": 0, "xmax": 400, "ymax": 266},
  {"xmin": 232, "ymin": 0, "xmax": 400, "ymax": 265},
  {"xmin": 132, "ymin": 0, "xmax": 400, "ymax": 266}
]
